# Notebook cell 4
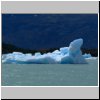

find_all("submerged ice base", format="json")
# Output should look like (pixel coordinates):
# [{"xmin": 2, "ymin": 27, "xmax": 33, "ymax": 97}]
[{"xmin": 2, "ymin": 38, "xmax": 93, "ymax": 64}]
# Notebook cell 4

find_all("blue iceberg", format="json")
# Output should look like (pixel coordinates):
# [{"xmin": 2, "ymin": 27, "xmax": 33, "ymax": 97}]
[
  {"xmin": 2, "ymin": 38, "xmax": 92, "ymax": 64},
  {"xmin": 83, "ymin": 53, "xmax": 92, "ymax": 58}
]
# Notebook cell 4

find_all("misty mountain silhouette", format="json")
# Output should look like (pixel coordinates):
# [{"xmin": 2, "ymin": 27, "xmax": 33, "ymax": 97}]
[
  {"xmin": 2, "ymin": 14, "xmax": 98, "ymax": 50},
  {"xmin": 2, "ymin": 43, "xmax": 98, "ymax": 57}
]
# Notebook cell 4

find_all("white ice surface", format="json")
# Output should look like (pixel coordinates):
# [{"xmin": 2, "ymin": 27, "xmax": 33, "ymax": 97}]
[{"xmin": 2, "ymin": 38, "xmax": 95, "ymax": 64}]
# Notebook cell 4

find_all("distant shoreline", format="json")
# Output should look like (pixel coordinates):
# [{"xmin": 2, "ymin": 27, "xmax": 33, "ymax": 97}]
[{"xmin": 2, "ymin": 43, "xmax": 98, "ymax": 57}]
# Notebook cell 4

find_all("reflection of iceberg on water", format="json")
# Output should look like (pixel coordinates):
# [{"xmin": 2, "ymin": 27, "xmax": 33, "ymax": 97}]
[{"xmin": 2, "ymin": 38, "xmax": 95, "ymax": 64}]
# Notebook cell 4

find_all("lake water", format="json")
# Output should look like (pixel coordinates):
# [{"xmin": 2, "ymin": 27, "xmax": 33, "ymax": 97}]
[{"xmin": 1, "ymin": 59, "xmax": 98, "ymax": 86}]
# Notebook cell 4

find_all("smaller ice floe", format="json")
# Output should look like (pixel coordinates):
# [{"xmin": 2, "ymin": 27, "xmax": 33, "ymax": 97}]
[
  {"xmin": 83, "ymin": 53, "xmax": 97, "ymax": 59},
  {"xmin": 2, "ymin": 38, "xmax": 94, "ymax": 64},
  {"xmin": 83, "ymin": 53, "xmax": 92, "ymax": 58}
]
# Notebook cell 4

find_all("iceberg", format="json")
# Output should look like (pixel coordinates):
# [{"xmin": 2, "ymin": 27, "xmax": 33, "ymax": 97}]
[
  {"xmin": 2, "ymin": 38, "xmax": 93, "ymax": 64},
  {"xmin": 83, "ymin": 53, "xmax": 92, "ymax": 58}
]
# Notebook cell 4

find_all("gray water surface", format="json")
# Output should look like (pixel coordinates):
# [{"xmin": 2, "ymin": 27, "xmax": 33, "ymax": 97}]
[{"xmin": 1, "ymin": 59, "xmax": 98, "ymax": 86}]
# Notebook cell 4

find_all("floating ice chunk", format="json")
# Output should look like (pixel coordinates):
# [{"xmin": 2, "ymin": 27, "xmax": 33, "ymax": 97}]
[
  {"xmin": 83, "ymin": 53, "xmax": 92, "ymax": 58},
  {"xmin": 2, "ymin": 38, "xmax": 90, "ymax": 64}
]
